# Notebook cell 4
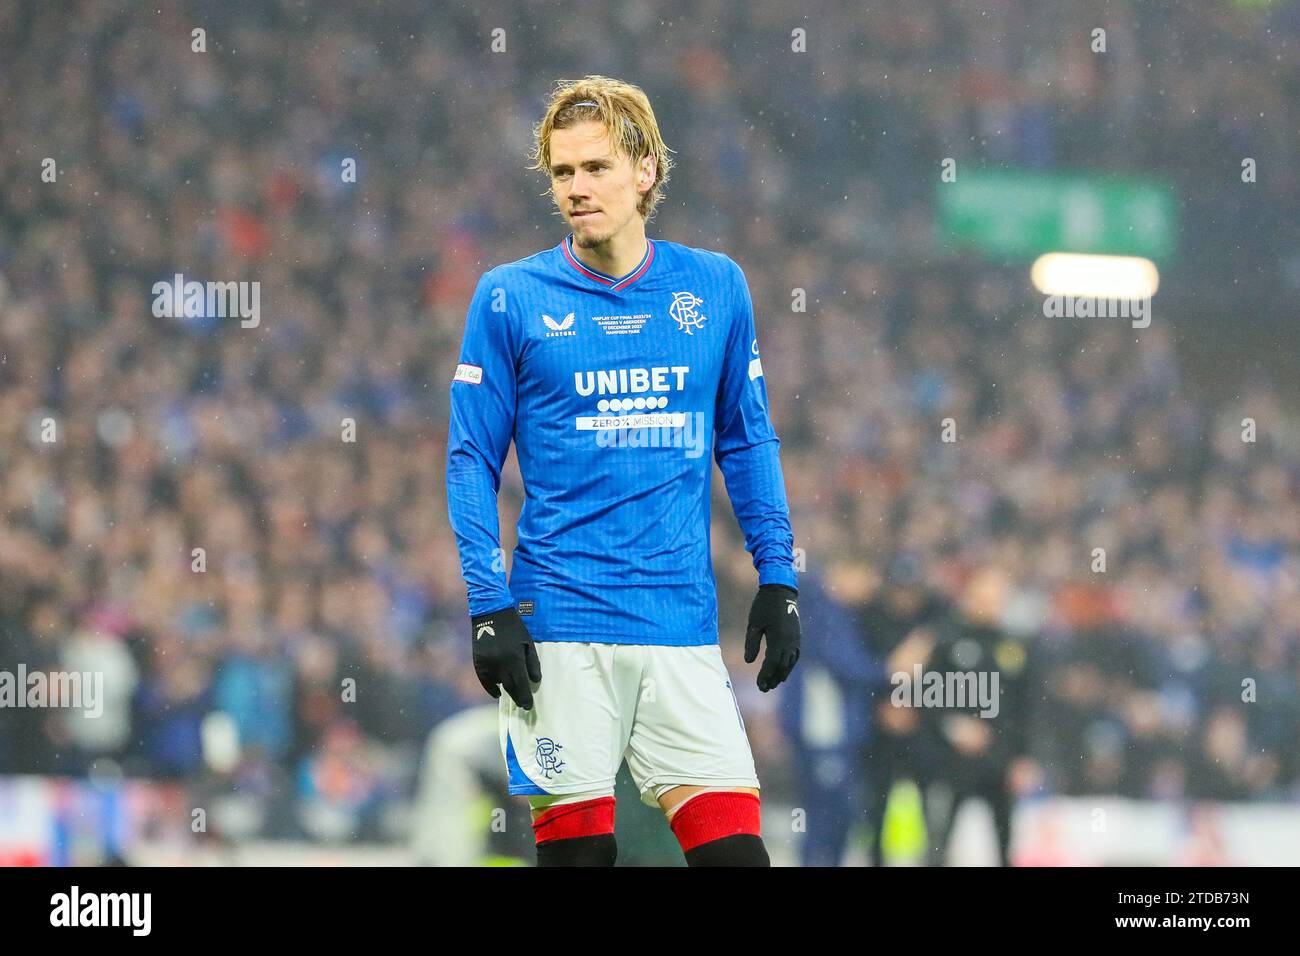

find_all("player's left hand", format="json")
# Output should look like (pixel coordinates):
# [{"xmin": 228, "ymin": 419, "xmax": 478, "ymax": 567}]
[{"xmin": 744, "ymin": 584, "xmax": 801, "ymax": 692}]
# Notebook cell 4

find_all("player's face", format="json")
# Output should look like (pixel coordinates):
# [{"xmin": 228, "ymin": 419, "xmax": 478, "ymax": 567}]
[{"xmin": 549, "ymin": 121, "xmax": 653, "ymax": 249}]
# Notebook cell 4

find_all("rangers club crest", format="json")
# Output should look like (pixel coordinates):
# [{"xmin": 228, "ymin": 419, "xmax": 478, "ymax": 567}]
[
  {"xmin": 669, "ymin": 291, "xmax": 707, "ymax": 334},
  {"xmin": 534, "ymin": 737, "xmax": 565, "ymax": 779}
]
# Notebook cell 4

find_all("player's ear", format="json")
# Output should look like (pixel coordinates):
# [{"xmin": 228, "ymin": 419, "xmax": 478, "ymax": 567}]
[{"xmin": 638, "ymin": 154, "xmax": 656, "ymax": 191}]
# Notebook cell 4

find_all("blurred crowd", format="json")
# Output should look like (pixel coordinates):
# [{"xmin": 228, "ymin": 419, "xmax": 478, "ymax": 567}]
[{"xmin": 1, "ymin": 0, "xmax": 1297, "ymax": 849}]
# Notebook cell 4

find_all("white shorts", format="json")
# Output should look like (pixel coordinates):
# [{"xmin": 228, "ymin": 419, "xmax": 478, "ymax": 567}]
[{"xmin": 498, "ymin": 642, "xmax": 760, "ymax": 807}]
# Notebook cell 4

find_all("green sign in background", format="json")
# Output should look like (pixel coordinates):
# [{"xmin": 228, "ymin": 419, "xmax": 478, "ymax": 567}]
[{"xmin": 937, "ymin": 170, "xmax": 1179, "ymax": 263}]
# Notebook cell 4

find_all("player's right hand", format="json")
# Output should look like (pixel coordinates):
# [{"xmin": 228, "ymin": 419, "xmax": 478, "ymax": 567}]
[{"xmin": 470, "ymin": 606, "xmax": 542, "ymax": 710}]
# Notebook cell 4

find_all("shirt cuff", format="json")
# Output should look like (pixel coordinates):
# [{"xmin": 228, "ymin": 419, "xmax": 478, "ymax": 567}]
[{"xmin": 757, "ymin": 563, "xmax": 799, "ymax": 590}]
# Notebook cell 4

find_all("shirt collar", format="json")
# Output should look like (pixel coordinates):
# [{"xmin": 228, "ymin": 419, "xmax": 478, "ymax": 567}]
[{"xmin": 560, "ymin": 233, "xmax": 655, "ymax": 293}]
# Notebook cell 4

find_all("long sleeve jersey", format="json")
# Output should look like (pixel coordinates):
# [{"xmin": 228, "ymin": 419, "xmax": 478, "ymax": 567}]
[{"xmin": 446, "ymin": 233, "xmax": 796, "ymax": 645}]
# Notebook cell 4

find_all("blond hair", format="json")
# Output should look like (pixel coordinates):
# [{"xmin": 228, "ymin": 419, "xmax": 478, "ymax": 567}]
[{"xmin": 529, "ymin": 75, "xmax": 674, "ymax": 221}]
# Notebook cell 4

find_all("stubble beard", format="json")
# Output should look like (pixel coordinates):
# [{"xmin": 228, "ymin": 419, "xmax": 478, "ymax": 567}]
[{"xmin": 572, "ymin": 219, "xmax": 611, "ymax": 250}]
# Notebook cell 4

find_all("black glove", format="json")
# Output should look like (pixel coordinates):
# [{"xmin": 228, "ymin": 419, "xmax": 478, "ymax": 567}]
[
  {"xmin": 471, "ymin": 606, "xmax": 542, "ymax": 710},
  {"xmin": 744, "ymin": 584, "xmax": 801, "ymax": 692}
]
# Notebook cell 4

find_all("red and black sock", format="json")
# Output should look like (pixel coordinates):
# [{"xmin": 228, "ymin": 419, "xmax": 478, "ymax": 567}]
[
  {"xmin": 533, "ymin": 797, "xmax": 617, "ymax": 867},
  {"xmin": 669, "ymin": 792, "xmax": 769, "ymax": 867}
]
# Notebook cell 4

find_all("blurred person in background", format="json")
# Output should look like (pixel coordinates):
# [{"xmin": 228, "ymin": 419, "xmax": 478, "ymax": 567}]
[
  {"xmin": 780, "ymin": 557, "xmax": 881, "ymax": 866},
  {"xmin": 918, "ymin": 565, "xmax": 1041, "ymax": 866},
  {"xmin": 861, "ymin": 553, "xmax": 950, "ymax": 865},
  {"xmin": 412, "ymin": 702, "xmax": 533, "ymax": 865},
  {"xmin": 61, "ymin": 619, "xmax": 138, "ymax": 763}
]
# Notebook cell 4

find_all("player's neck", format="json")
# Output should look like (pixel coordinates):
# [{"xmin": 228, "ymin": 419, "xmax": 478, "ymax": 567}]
[{"xmin": 570, "ymin": 221, "xmax": 648, "ymax": 279}]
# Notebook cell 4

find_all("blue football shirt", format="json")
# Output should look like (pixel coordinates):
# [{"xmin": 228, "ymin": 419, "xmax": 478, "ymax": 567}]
[{"xmin": 446, "ymin": 233, "xmax": 797, "ymax": 645}]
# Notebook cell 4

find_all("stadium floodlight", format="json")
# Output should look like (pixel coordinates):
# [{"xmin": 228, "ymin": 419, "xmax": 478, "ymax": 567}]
[{"xmin": 1030, "ymin": 252, "xmax": 1159, "ymax": 300}]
